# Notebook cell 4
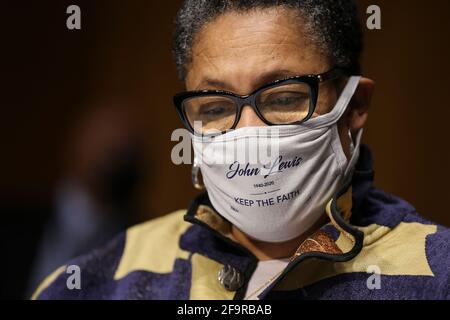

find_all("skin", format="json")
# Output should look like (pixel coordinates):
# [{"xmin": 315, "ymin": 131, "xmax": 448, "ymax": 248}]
[{"xmin": 185, "ymin": 7, "xmax": 375, "ymax": 260}]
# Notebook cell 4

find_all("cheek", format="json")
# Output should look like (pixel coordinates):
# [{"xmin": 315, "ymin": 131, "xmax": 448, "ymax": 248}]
[{"xmin": 315, "ymin": 84, "xmax": 339, "ymax": 116}]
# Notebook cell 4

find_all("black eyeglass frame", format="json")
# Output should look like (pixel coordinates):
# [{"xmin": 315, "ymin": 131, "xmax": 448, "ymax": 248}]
[{"xmin": 173, "ymin": 68, "xmax": 344, "ymax": 135}]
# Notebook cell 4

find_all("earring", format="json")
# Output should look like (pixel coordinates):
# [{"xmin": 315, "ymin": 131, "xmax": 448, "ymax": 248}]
[
  {"xmin": 348, "ymin": 129, "xmax": 355, "ymax": 155},
  {"xmin": 191, "ymin": 157, "xmax": 205, "ymax": 190}
]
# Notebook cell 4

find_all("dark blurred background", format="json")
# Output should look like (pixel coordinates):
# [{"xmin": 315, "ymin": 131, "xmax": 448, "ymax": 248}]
[{"xmin": 1, "ymin": 0, "xmax": 449, "ymax": 299}]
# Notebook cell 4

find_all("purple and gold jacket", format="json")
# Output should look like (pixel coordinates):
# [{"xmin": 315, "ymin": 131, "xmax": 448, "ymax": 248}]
[{"xmin": 33, "ymin": 146, "xmax": 450, "ymax": 300}]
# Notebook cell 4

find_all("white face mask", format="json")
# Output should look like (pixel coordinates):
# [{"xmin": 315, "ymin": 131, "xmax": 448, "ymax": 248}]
[{"xmin": 192, "ymin": 76, "xmax": 362, "ymax": 243}]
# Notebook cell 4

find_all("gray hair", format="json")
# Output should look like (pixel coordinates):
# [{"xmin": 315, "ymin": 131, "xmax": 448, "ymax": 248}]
[{"xmin": 173, "ymin": 0, "xmax": 363, "ymax": 81}]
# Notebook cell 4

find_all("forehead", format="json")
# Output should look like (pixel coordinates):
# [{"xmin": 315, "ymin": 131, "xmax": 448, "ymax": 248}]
[{"xmin": 186, "ymin": 7, "xmax": 330, "ymax": 92}]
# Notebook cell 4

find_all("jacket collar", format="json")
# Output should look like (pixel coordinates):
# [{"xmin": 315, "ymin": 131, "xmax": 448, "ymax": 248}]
[{"xmin": 183, "ymin": 145, "xmax": 374, "ymax": 297}]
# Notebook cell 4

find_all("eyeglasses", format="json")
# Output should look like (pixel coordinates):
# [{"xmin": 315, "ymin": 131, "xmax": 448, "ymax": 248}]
[{"xmin": 173, "ymin": 68, "xmax": 343, "ymax": 135}]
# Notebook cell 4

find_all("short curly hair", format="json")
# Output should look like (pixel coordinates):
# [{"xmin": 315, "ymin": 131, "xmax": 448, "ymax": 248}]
[{"xmin": 173, "ymin": 0, "xmax": 363, "ymax": 81}]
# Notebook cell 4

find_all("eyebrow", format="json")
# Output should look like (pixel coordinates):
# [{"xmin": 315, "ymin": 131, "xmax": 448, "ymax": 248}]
[{"xmin": 194, "ymin": 69, "xmax": 300, "ymax": 93}]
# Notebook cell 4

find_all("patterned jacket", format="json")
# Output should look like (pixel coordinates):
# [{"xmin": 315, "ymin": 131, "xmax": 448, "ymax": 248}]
[{"xmin": 33, "ymin": 146, "xmax": 450, "ymax": 300}]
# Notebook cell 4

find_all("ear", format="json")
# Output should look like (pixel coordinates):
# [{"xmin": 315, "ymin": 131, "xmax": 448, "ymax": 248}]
[{"xmin": 346, "ymin": 77, "xmax": 375, "ymax": 133}]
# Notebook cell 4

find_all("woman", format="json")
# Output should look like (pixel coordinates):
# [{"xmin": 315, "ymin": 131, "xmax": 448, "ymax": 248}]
[{"xmin": 33, "ymin": 0, "xmax": 450, "ymax": 300}]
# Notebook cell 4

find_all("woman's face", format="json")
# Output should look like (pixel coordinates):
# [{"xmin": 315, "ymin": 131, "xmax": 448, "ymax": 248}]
[
  {"xmin": 184, "ymin": 7, "xmax": 361, "ymax": 158},
  {"xmin": 186, "ymin": 8, "xmax": 339, "ymax": 119}
]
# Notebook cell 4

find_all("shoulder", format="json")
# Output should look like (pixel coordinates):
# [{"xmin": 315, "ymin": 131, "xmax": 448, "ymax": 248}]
[
  {"xmin": 354, "ymin": 187, "xmax": 450, "ymax": 298},
  {"xmin": 399, "ymin": 216, "xmax": 450, "ymax": 299},
  {"xmin": 420, "ymin": 220, "xmax": 450, "ymax": 298},
  {"xmin": 32, "ymin": 210, "xmax": 190, "ymax": 300}
]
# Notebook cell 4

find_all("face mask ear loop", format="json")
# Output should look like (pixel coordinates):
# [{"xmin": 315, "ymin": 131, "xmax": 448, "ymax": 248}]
[{"xmin": 348, "ymin": 129, "xmax": 355, "ymax": 156}]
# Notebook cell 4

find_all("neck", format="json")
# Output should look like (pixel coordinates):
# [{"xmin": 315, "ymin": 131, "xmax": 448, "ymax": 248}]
[{"xmin": 231, "ymin": 215, "xmax": 328, "ymax": 261}]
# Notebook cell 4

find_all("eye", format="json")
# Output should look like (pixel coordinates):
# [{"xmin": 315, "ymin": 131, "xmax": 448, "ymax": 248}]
[
  {"xmin": 262, "ymin": 92, "xmax": 309, "ymax": 108},
  {"xmin": 199, "ymin": 103, "xmax": 228, "ymax": 116}
]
